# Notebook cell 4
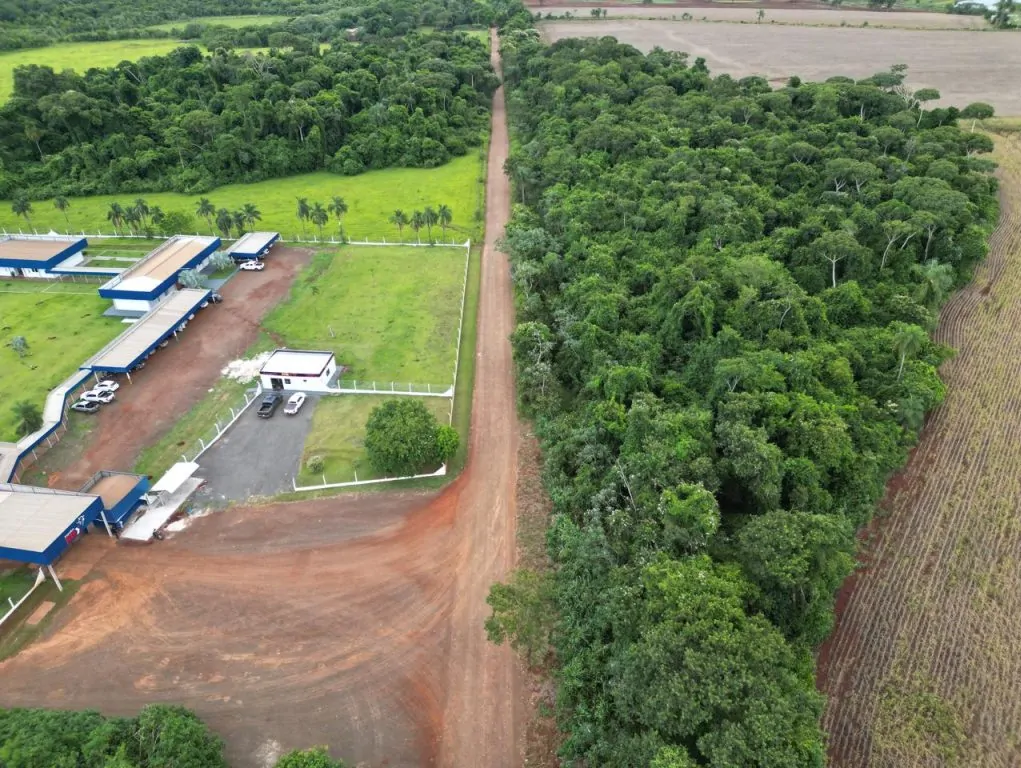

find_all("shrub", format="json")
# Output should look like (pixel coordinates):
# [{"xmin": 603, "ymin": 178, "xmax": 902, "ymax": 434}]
[
  {"xmin": 305, "ymin": 455, "xmax": 325, "ymax": 474},
  {"xmin": 364, "ymin": 399, "xmax": 442, "ymax": 476}
]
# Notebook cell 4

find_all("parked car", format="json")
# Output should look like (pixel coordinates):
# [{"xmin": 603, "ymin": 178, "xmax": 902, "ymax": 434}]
[
  {"xmin": 283, "ymin": 392, "xmax": 307, "ymax": 415},
  {"xmin": 93, "ymin": 380, "xmax": 120, "ymax": 393},
  {"xmin": 238, "ymin": 260, "xmax": 265, "ymax": 271},
  {"xmin": 257, "ymin": 392, "xmax": 283, "ymax": 418},
  {"xmin": 200, "ymin": 293, "xmax": 223, "ymax": 309},
  {"xmin": 71, "ymin": 400, "xmax": 101, "ymax": 414},
  {"xmin": 81, "ymin": 390, "xmax": 116, "ymax": 404}
]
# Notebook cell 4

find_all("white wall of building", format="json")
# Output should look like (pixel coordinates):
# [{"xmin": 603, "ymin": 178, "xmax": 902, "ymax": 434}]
[
  {"xmin": 260, "ymin": 360, "xmax": 337, "ymax": 393},
  {"xmin": 112, "ymin": 297, "xmax": 157, "ymax": 314}
]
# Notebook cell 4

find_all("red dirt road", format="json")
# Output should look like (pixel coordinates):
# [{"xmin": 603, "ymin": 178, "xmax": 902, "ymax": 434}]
[
  {"xmin": 0, "ymin": 29, "xmax": 522, "ymax": 768},
  {"xmin": 46, "ymin": 245, "xmax": 312, "ymax": 490}
]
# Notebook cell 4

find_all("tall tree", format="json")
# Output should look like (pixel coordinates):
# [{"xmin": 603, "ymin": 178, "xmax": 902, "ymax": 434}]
[
  {"xmin": 389, "ymin": 209, "xmax": 409, "ymax": 239},
  {"xmin": 411, "ymin": 210, "xmax": 425, "ymax": 243},
  {"xmin": 242, "ymin": 203, "xmax": 262, "ymax": 230},
  {"xmin": 437, "ymin": 204, "xmax": 453, "ymax": 237},
  {"xmin": 106, "ymin": 202, "xmax": 124, "ymax": 235},
  {"xmin": 195, "ymin": 198, "xmax": 215, "ymax": 233},
  {"xmin": 422, "ymin": 205, "xmax": 438, "ymax": 241},
  {"xmin": 53, "ymin": 196, "xmax": 71, "ymax": 230},
  {"xmin": 296, "ymin": 197, "xmax": 310, "ymax": 238},
  {"xmin": 12, "ymin": 400, "xmax": 42, "ymax": 437},
  {"xmin": 11, "ymin": 196, "xmax": 33, "ymax": 229},
  {"xmin": 893, "ymin": 324, "xmax": 929, "ymax": 381},
  {"xmin": 215, "ymin": 208, "xmax": 233, "ymax": 238},
  {"xmin": 310, "ymin": 202, "xmax": 329, "ymax": 239},
  {"xmin": 327, "ymin": 196, "xmax": 348, "ymax": 232}
]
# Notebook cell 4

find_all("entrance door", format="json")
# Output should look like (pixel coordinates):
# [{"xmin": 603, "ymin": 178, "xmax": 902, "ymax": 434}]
[{"xmin": 271, "ymin": 377, "xmax": 284, "ymax": 390}]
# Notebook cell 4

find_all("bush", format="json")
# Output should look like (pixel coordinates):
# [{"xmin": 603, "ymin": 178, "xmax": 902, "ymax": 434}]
[
  {"xmin": 436, "ymin": 424, "xmax": 459, "ymax": 462},
  {"xmin": 364, "ymin": 400, "xmax": 443, "ymax": 476},
  {"xmin": 305, "ymin": 455, "xmax": 325, "ymax": 474}
]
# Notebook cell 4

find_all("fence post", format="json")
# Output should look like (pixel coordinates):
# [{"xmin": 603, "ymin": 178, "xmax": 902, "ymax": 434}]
[{"xmin": 199, "ymin": 438, "xmax": 205, "ymax": 451}]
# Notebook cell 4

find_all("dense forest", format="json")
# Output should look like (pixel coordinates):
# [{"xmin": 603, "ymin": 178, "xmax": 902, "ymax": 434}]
[
  {"xmin": 489, "ymin": 16, "xmax": 999, "ymax": 767},
  {"xmin": 0, "ymin": 705, "xmax": 347, "ymax": 767},
  {"xmin": 0, "ymin": 29, "xmax": 497, "ymax": 197}
]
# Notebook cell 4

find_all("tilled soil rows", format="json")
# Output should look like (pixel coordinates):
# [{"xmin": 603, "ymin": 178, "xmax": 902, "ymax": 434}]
[{"xmin": 819, "ymin": 134, "xmax": 1021, "ymax": 767}]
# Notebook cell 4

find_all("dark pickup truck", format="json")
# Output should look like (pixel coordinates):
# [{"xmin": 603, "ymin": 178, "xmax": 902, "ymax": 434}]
[{"xmin": 257, "ymin": 393, "xmax": 283, "ymax": 418}]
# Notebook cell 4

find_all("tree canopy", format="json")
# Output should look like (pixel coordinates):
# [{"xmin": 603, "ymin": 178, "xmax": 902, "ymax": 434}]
[{"xmin": 495, "ymin": 24, "xmax": 998, "ymax": 768}]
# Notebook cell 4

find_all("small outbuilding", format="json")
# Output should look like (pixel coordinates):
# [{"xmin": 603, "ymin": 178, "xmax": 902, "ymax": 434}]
[
  {"xmin": 78, "ymin": 471, "xmax": 150, "ymax": 530},
  {"xmin": 98, "ymin": 235, "xmax": 220, "ymax": 314},
  {"xmin": 226, "ymin": 231, "xmax": 280, "ymax": 261},
  {"xmin": 260, "ymin": 349, "xmax": 338, "ymax": 392},
  {"xmin": 0, "ymin": 235, "xmax": 87, "ymax": 278}
]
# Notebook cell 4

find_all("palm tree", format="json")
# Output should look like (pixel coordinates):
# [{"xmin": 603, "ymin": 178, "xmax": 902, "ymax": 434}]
[
  {"xmin": 215, "ymin": 208, "xmax": 233, "ymax": 238},
  {"xmin": 327, "ymin": 196, "xmax": 348, "ymax": 234},
  {"xmin": 150, "ymin": 206, "xmax": 165, "ymax": 229},
  {"xmin": 296, "ymin": 197, "xmax": 310, "ymax": 238},
  {"xmin": 893, "ymin": 325, "xmax": 928, "ymax": 381},
  {"xmin": 309, "ymin": 202, "xmax": 329, "ymax": 239},
  {"xmin": 123, "ymin": 207, "xmax": 141, "ymax": 236},
  {"xmin": 11, "ymin": 196, "xmax": 33, "ymax": 230},
  {"xmin": 437, "ymin": 204, "xmax": 452, "ymax": 238},
  {"xmin": 242, "ymin": 202, "xmax": 261, "ymax": 230},
  {"xmin": 53, "ymin": 196, "xmax": 71, "ymax": 231},
  {"xmin": 133, "ymin": 198, "xmax": 150, "ymax": 229},
  {"xmin": 12, "ymin": 400, "xmax": 42, "ymax": 437},
  {"xmin": 196, "ymin": 198, "xmax": 215, "ymax": 234},
  {"xmin": 422, "ymin": 205, "xmax": 438, "ymax": 241},
  {"xmin": 914, "ymin": 259, "xmax": 954, "ymax": 310},
  {"xmin": 389, "ymin": 209, "xmax": 409, "ymax": 240},
  {"xmin": 107, "ymin": 202, "xmax": 125, "ymax": 235},
  {"xmin": 232, "ymin": 210, "xmax": 247, "ymax": 237},
  {"xmin": 410, "ymin": 210, "xmax": 425, "ymax": 243}
]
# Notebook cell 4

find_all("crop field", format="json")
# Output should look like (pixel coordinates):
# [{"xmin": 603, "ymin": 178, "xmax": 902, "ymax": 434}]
[
  {"xmin": 297, "ymin": 395, "xmax": 451, "ymax": 485},
  {"xmin": 264, "ymin": 245, "xmax": 466, "ymax": 385},
  {"xmin": 0, "ymin": 282, "xmax": 123, "ymax": 442},
  {"xmin": 0, "ymin": 152, "xmax": 482, "ymax": 242},
  {"xmin": 0, "ymin": 40, "xmax": 192, "ymax": 101},
  {"xmin": 542, "ymin": 6, "xmax": 987, "ymax": 28},
  {"xmin": 540, "ymin": 21, "xmax": 1021, "ymax": 115},
  {"xmin": 817, "ymin": 134, "xmax": 1021, "ymax": 766},
  {"xmin": 147, "ymin": 14, "xmax": 290, "ymax": 31}
]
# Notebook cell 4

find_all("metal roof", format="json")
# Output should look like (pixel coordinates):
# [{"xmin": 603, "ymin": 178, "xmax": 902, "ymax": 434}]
[
  {"xmin": 260, "ymin": 349, "xmax": 335, "ymax": 377},
  {"xmin": 151, "ymin": 462, "xmax": 199, "ymax": 496},
  {"xmin": 82, "ymin": 288, "xmax": 209, "ymax": 372},
  {"xmin": 100, "ymin": 236, "xmax": 218, "ymax": 292},
  {"xmin": 0, "ymin": 485, "xmax": 98, "ymax": 553},
  {"xmin": 0, "ymin": 235, "xmax": 85, "ymax": 263},
  {"xmin": 226, "ymin": 232, "xmax": 279, "ymax": 256}
]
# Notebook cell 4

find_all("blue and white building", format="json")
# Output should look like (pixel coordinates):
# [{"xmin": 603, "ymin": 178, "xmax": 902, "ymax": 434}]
[
  {"xmin": 99, "ymin": 235, "xmax": 219, "ymax": 314},
  {"xmin": 0, "ymin": 235, "xmax": 88, "ymax": 278},
  {"xmin": 226, "ymin": 231, "xmax": 280, "ymax": 261}
]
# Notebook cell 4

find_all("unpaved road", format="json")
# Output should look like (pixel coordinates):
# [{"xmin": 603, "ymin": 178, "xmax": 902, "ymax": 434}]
[
  {"xmin": 44, "ymin": 245, "xmax": 312, "ymax": 490},
  {"xmin": 541, "ymin": 20, "xmax": 1021, "ymax": 114},
  {"xmin": 819, "ymin": 136, "xmax": 1021, "ymax": 767},
  {"xmin": 0, "ymin": 29, "xmax": 521, "ymax": 768}
]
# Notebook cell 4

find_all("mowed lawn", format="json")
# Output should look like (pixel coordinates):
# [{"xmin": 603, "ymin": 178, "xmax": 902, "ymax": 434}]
[
  {"xmin": 147, "ymin": 15, "xmax": 290, "ymax": 31},
  {"xmin": 0, "ymin": 283, "xmax": 123, "ymax": 442},
  {"xmin": 0, "ymin": 153, "xmax": 482, "ymax": 242},
  {"xmin": 265, "ymin": 245, "xmax": 466, "ymax": 385},
  {"xmin": 0, "ymin": 40, "xmax": 191, "ymax": 101},
  {"xmin": 298, "ymin": 395, "xmax": 450, "ymax": 485}
]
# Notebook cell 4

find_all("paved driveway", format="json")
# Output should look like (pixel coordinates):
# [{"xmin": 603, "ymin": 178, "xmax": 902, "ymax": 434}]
[{"xmin": 193, "ymin": 395, "xmax": 318, "ymax": 505}]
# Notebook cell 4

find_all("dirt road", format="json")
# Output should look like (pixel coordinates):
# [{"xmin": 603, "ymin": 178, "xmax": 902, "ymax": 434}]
[
  {"xmin": 46, "ymin": 246, "xmax": 312, "ymax": 490},
  {"xmin": 819, "ymin": 136, "xmax": 1021, "ymax": 767},
  {"xmin": 0, "ymin": 30, "xmax": 522, "ymax": 768}
]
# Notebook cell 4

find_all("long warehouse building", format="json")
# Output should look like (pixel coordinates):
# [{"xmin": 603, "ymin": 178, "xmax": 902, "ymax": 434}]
[{"xmin": 99, "ymin": 235, "xmax": 219, "ymax": 314}]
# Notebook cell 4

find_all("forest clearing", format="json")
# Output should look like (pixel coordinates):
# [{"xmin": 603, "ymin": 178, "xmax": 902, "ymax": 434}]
[
  {"xmin": 540, "ymin": 20, "xmax": 1021, "ymax": 114},
  {"xmin": 819, "ymin": 132, "xmax": 1021, "ymax": 767}
]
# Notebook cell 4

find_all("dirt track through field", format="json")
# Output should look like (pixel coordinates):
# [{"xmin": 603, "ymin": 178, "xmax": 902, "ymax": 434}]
[
  {"xmin": 0, "ymin": 29, "xmax": 522, "ymax": 768},
  {"xmin": 819, "ymin": 135, "xmax": 1021, "ymax": 766}
]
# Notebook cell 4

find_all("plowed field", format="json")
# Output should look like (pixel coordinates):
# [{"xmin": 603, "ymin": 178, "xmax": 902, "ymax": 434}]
[{"xmin": 819, "ymin": 134, "xmax": 1021, "ymax": 767}]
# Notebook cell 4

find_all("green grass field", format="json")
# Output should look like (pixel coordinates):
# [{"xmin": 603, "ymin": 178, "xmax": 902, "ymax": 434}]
[
  {"xmin": 265, "ymin": 245, "xmax": 465, "ymax": 384},
  {"xmin": 0, "ymin": 152, "xmax": 482, "ymax": 243},
  {"xmin": 0, "ymin": 282, "xmax": 123, "ymax": 442},
  {"xmin": 147, "ymin": 14, "xmax": 290, "ymax": 31},
  {"xmin": 0, "ymin": 39, "xmax": 191, "ymax": 101},
  {"xmin": 297, "ymin": 395, "xmax": 450, "ymax": 485}
]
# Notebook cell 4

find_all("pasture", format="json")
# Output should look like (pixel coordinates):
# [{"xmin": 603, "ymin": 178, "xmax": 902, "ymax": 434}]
[
  {"xmin": 147, "ymin": 15, "xmax": 290, "ymax": 31},
  {"xmin": 540, "ymin": 20, "xmax": 1021, "ymax": 115},
  {"xmin": 264, "ymin": 245, "xmax": 466, "ymax": 385},
  {"xmin": 0, "ymin": 152, "xmax": 483, "ymax": 242},
  {"xmin": 297, "ymin": 395, "xmax": 451, "ymax": 486},
  {"xmin": 0, "ymin": 39, "xmax": 191, "ymax": 101},
  {"xmin": 0, "ymin": 282, "xmax": 123, "ymax": 442}
]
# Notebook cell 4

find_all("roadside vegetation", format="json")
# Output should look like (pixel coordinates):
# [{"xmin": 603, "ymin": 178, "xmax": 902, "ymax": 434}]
[
  {"xmin": 0, "ymin": 283, "xmax": 122, "ymax": 442},
  {"xmin": 487, "ymin": 13, "xmax": 999, "ymax": 766}
]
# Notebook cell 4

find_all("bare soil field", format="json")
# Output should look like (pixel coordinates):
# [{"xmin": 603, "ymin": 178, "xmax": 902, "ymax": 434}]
[
  {"xmin": 541, "ymin": 20, "xmax": 1021, "ymax": 114},
  {"xmin": 0, "ymin": 30, "xmax": 522, "ymax": 768},
  {"xmin": 817, "ymin": 134, "xmax": 1021, "ymax": 766},
  {"xmin": 541, "ymin": 6, "xmax": 988, "ymax": 28}
]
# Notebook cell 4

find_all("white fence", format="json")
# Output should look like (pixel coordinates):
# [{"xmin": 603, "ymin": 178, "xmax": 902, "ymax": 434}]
[
  {"xmin": 292, "ymin": 463, "xmax": 447, "ymax": 493},
  {"xmin": 180, "ymin": 384, "xmax": 262, "ymax": 464},
  {"xmin": 328, "ymin": 380, "xmax": 453, "ymax": 397},
  {"xmin": 0, "ymin": 569, "xmax": 46, "ymax": 630}
]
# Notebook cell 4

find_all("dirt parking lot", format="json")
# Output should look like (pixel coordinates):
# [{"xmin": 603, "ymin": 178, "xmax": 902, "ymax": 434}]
[
  {"xmin": 543, "ymin": 6, "xmax": 989, "ymax": 28},
  {"xmin": 541, "ymin": 20, "xmax": 1021, "ymax": 114},
  {"xmin": 192, "ymin": 394, "xmax": 319, "ymax": 506}
]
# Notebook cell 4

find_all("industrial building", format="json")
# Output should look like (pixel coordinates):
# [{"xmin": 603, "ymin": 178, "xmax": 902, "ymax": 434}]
[
  {"xmin": 98, "ymin": 235, "xmax": 219, "ymax": 314},
  {"xmin": 0, "ymin": 235, "xmax": 88, "ymax": 278},
  {"xmin": 82, "ymin": 288, "xmax": 211, "ymax": 375},
  {"xmin": 226, "ymin": 231, "xmax": 280, "ymax": 261},
  {"xmin": 0, "ymin": 485, "xmax": 103, "ymax": 573},
  {"xmin": 78, "ymin": 471, "xmax": 150, "ymax": 529},
  {"xmin": 260, "ymin": 349, "xmax": 338, "ymax": 392}
]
